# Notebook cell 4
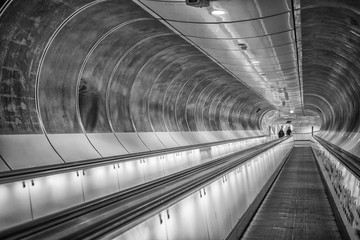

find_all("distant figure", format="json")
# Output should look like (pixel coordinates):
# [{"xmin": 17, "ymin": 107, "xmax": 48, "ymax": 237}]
[
  {"xmin": 278, "ymin": 127, "xmax": 285, "ymax": 138},
  {"xmin": 286, "ymin": 127, "xmax": 292, "ymax": 136}
]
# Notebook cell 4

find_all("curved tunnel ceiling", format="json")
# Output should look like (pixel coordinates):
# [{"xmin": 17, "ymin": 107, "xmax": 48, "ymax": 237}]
[
  {"xmin": 0, "ymin": 0, "xmax": 274, "ymax": 168},
  {"xmin": 0, "ymin": 0, "xmax": 360, "ymax": 168},
  {"xmin": 301, "ymin": 0, "xmax": 360, "ymax": 155},
  {"xmin": 139, "ymin": 0, "xmax": 304, "ymax": 114},
  {"xmin": 138, "ymin": 0, "xmax": 360, "ymax": 156}
]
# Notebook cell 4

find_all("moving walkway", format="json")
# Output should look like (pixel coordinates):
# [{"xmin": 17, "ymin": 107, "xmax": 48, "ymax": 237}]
[
  {"xmin": 242, "ymin": 147, "xmax": 342, "ymax": 239},
  {"xmin": 2, "ymin": 136, "xmax": 355, "ymax": 240},
  {"xmin": 0, "ymin": 137, "xmax": 290, "ymax": 239}
]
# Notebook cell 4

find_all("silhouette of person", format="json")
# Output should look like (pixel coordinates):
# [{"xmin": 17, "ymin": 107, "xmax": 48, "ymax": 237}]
[
  {"xmin": 278, "ymin": 126, "xmax": 284, "ymax": 138},
  {"xmin": 286, "ymin": 127, "xmax": 292, "ymax": 136}
]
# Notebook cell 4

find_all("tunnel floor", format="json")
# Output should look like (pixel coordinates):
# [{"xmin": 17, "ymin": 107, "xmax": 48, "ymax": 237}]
[{"xmin": 242, "ymin": 147, "xmax": 342, "ymax": 240}]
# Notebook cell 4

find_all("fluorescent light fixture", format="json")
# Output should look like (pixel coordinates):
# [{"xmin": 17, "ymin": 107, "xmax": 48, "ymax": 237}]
[
  {"xmin": 290, "ymin": 110, "xmax": 294, "ymax": 113},
  {"xmin": 251, "ymin": 60, "xmax": 260, "ymax": 64},
  {"xmin": 211, "ymin": 9, "xmax": 226, "ymax": 15}
]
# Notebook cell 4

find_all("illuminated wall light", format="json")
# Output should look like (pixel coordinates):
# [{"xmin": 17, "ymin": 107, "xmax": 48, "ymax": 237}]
[
  {"xmin": 210, "ymin": 9, "xmax": 226, "ymax": 15},
  {"xmin": 47, "ymin": 174, "xmax": 64, "ymax": 186},
  {"xmin": 91, "ymin": 166, "xmax": 107, "ymax": 178},
  {"xmin": 290, "ymin": 110, "xmax": 294, "ymax": 113}
]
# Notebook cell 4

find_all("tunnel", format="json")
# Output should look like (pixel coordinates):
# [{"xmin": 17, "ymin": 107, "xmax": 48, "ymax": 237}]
[{"xmin": 0, "ymin": 0, "xmax": 360, "ymax": 239}]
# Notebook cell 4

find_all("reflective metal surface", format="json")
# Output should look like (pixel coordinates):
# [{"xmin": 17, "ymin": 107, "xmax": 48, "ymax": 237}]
[
  {"xmin": 0, "ymin": 0, "xmax": 274, "ymax": 167},
  {"xmin": 0, "ymin": 0, "xmax": 360, "ymax": 165},
  {"xmin": 301, "ymin": 0, "xmax": 360, "ymax": 156},
  {"xmin": 139, "ymin": 0, "xmax": 303, "ymax": 113}
]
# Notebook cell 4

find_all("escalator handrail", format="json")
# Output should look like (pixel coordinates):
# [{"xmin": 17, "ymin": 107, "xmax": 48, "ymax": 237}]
[
  {"xmin": 0, "ymin": 136, "xmax": 292, "ymax": 239},
  {"xmin": 313, "ymin": 135, "xmax": 360, "ymax": 179},
  {"xmin": 0, "ymin": 134, "xmax": 268, "ymax": 184}
]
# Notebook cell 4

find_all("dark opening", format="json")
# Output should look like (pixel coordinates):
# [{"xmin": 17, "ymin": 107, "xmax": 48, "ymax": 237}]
[
  {"xmin": 237, "ymin": 43, "xmax": 247, "ymax": 50},
  {"xmin": 186, "ymin": 0, "xmax": 209, "ymax": 7}
]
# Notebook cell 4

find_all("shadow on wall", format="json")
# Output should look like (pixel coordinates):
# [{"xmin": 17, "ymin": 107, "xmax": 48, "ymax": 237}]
[{"xmin": 79, "ymin": 78, "xmax": 99, "ymax": 132}]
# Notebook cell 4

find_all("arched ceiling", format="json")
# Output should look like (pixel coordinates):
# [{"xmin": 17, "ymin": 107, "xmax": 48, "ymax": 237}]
[
  {"xmin": 302, "ymin": 1, "xmax": 360, "ymax": 132},
  {"xmin": 0, "ymin": 0, "xmax": 360, "ymax": 163},
  {"xmin": 137, "ymin": 0, "xmax": 360, "ymax": 155},
  {"xmin": 0, "ymin": 0, "xmax": 275, "ymax": 142},
  {"xmin": 301, "ymin": 0, "xmax": 360, "ymax": 156},
  {"xmin": 138, "ymin": 0, "xmax": 304, "ymax": 115}
]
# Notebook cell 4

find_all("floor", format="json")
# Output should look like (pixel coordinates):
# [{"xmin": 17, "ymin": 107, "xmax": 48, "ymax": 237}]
[{"xmin": 242, "ymin": 147, "xmax": 342, "ymax": 240}]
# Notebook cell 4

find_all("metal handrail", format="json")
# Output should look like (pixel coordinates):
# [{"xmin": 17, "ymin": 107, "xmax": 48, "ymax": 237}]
[
  {"xmin": 313, "ymin": 135, "xmax": 360, "ymax": 179},
  {"xmin": 292, "ymin": 130, "xmax": 319, "ymax": 135},
  {"xmin": 0, "ymin": 134, "xmax": 267, "ymax": 184},
  {"xmin": 0, "ymin": 136, "xmax": 292, "ymax": 239}
]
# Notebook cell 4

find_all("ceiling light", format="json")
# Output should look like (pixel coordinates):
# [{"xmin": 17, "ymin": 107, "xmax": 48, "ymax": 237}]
[
  {"xmin": 251, "ymin": 60, "xmax": 260, "ymax": 64},
  {"xmin": 290, "ymin": 110, "xmax": 294, "ymax": 113},
  {"xmin": 211, "ymin": 9, "xmax": 226, "ymax": 15}
]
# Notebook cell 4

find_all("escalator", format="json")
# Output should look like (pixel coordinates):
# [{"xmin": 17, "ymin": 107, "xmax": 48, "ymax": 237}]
[
  {"xmin": 0, "ymin": 137, "xmax": 289, "ymax": 239},
  {"xmin": 242, "ymin": 147, "xmax": 343, "ymax": 240}
]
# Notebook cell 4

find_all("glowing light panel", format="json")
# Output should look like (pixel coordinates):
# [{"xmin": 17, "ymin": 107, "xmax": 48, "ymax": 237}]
[{"xmin": 210, "ymin": 9, "xmax": 226, "ymax": 15}]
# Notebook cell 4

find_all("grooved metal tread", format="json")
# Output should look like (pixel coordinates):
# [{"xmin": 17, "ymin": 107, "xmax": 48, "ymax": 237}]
[{"xmin": 242, "ymin": 147, "xmax": 342, "ymax": 240}]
